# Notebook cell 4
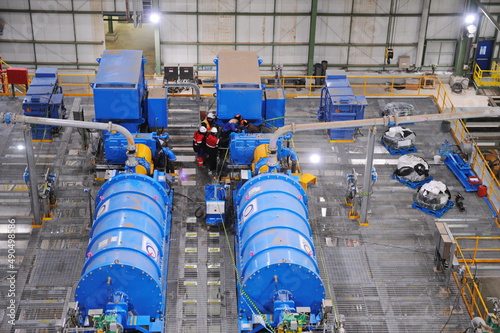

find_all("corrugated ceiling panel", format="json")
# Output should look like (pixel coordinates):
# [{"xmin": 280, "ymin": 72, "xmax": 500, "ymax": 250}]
[
  {"xmin": 161, "ymin": 15, "xmax": 197, "ymax": 43},
  {"xmin": 236, "ymin": 16, "xmax": 273, "ymax": 43},
  {"xmin": 350, "ymin": 17, "xmax": 388, "ymax": 44},
  {"xmin": 316, "ymin": 16, "xmax": 351, "ymax": 44},
  {"xmin": 353, "ymin": 0, "xmax": 390, "ymax": 14},
  {"xmin": 199, "ymin": 0, "xmax": 235, "ymax": 12},
  {"xmin": 274, "ymin": 16, "xmax": 310, "ymax": 43},
  {"xmin": 162, "ymin": 45, "xmax": 197, "ymax": 65},
  {"xmin": 318, "ymin": 0, "xmax": 352, "ymax": 14},
  {"xmin": 426, "ymin": 16, "xmax": 462, "ymax": 39},
  {"xmin": 31, "ymin": 13, "xmax": 74, "ymax": 41},
  {"xmin": 274, "ymin": 45, "xmax": 308, "ymax": 64},
  {"xmin": 2, "ymin": 13, "xmax": 32, "ymax": 39},
  {"xmin": 275, "ymin": 0, "xmax": 311, "ymax": 13},
  {"xmin": 348, "ymin": 46, "xmax": 385, "ymax": 65},
  {"xmin": 34, "ymin": 44, "xmax": 76, "ymax": 63},
  {"xmin": 237, "ymin": 0, "xmax": 275, "ymax": 13},
  {"xmin": 160, "ymin": 0, "xmax": 197, "ymax": 11},
  {"xmin": 392, "ymin": 17, "xmax": 420, "ymax": 43},
  {"xmin": 430, "ymin": 0, "xmax": 465, "ymax": 13},
  {"xmin": 199, "ymin": 15, "xmax": 235, "ymax": 43}
]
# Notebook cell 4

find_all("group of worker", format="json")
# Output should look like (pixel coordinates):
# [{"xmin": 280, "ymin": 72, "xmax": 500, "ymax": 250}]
[{"xmin": 193, "ymin": 112, "xmax": 259, "ymax": 175}]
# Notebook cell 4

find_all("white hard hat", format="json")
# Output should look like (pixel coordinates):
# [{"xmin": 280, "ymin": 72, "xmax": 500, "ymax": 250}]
[
  {"xmin": 207, "ymin": 112, "xmax": 215, "ymax": 119},
  {"xmin": 211, "ymin": 127, "xmax": 218, "ymax": 133},
  {"xmin": 199, "ymin": 126, "xmax": 207, "ymax": 133}
]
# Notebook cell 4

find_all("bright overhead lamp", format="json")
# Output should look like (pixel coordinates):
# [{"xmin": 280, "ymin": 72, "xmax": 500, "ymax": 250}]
[
  {"xmin": 309, "ymin": 154, "xmax": 321, "ymax": 164},
  {"xmin": 150, "ymin": 13, "xmax": 160, "ymax": 23},
  {"xmin": 465, "ymin": 14, "xmax": 476, "ymax": 24}
]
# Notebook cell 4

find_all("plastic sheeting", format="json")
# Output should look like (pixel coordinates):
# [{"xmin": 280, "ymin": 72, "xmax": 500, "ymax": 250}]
[
  {"xmin": 382, "ymin": 126, "xmax": 416, "ymax": 149},
  {"xmin": 415, "ymin": 180, "xmax": 450, "ymax": 210},
  {"xmin": 395, "ymin": 154, "xmax": 429, "ymax": 182}
]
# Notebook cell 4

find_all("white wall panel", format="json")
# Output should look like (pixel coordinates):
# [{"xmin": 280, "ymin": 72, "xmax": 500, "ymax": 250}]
[
  {"xmin": 316, "ymin": 16, "xmax": 351, "ymax": 44},
  {"xmin": 34, "ymin": 44, "xmax": 77, "ymax": 63},
  {"xmin": 235, "ymin": 45, "xmax": 272, "ymax": 64},
  {"xmin": 236, "ymin": 16, "xmax": 273, "ymax": 43},
  {"xmin": 479, "ymin": 19, "xmax": 497, "ymax": 39},
  {"xmin": 161, "ymin": 15, "xmax": 197, "ymax": 43},
  {"xmin": 100, "ymin": 0, "xmax": 122, "ymax": 12},
  {"xmin": 199, "ymin": 0, "xmax": 235, "ymax": 12},
  {"xmin": 348, "ymin": 46, "xmax": 385, "ymax": 65},
  {"xmin": 353, "ymin": 0, "xmax": 389, "ymax": 14},
  {"xmin": 199, "ymin": 15, "xmax": 235, "ymax": 43},
  {"xmin": 430, "ymin": 0, "xmax": 465, "ymax": 13},
  {"xmin": 426, "ymin": 16, "xmax": 461, "ymax": 39},
  {"xmin": 350, "ymin": 17, "xmax": 388, "ymax": 44},
  {"xmin": 315, "ymin": 46, "xmax": 349, "ymax": 65},
  {"xmin": 424, "ymin": 41, "xmax": 456, "ymax": 66},
  {"xmin": 30, "ymin": 0, "xmax": 72, "ymax": 11},
  {"xmin": 199, "ymin": 45, "xmax": 235, "ymax": 64},
  {"xmin": 392, "ymin": 17, "xmax": 420, "ymax": 43},
  {"xmin": 31, "ymin": 13, "xmax": 74, "ymax": 41},
  {"xmin": 397, "ymin": 1, "xmax": 423, "ymax": 14},
  {"xmin": 160, "ymin": 0, "xmax": 196, "ymax": 12},
  {"xmin": 1, "ymin": 43, "xmax": 35, "ymax": 63},
  {"xmin": 274, "ymin": 16, "xmax": 310, "ymax": 43},
  {"xmin": 75, "ymin": 14, "xmax": 105, "ymax": 42},
  {"xmin": 2, "ymin": 13, "xmax": 33, "ymax": 40},
  {"xmin": 275, "ymin": 0, "xmax": 311, "ymax": 13},
  {"xmin": 162, "ymin": 45, "xmax": 197, "ymax": 65},
  {"xmin": 274, "ymin": 46, "xmax": 307, "ymax": 64},
  {"xmin": 1, "ymin": 1, "xmax": 29, "ymax": 9},
  {"xmin": 76, "ymin": 44, "xmax": 104, "ymax": 64},
  {"xmin": 238, "ymin": 0, "xmax": 274, "ymax": 13},
  {"xmin": 393, "ymin": 46, "xmax": 417, "ymax": 65},
  {"xmin": 318, "ymin": 1, "xmax": 352, "ymax": 14}
]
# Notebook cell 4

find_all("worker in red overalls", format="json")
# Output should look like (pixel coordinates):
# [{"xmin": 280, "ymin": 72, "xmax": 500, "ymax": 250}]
[
  {"xmin": 192, "ymin": 126, "xmax": 207, "ymax": 166},
  {"xmin": 205, "ymin": 127, "xmax": 220, "ymax": 175}
]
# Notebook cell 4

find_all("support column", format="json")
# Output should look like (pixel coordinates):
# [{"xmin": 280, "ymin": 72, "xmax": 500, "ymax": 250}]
[
  {"xmin": 306, "ymin": 0, "xmax": 318, "ymax": 76},
  {"xmin": 23, "ymin": 125, "xmax": 42, "ymax": 226},
  {"xmin": 153, "ymin": 0, "xmax": 161, "ymax": 75},
  {"xmin": 359, "ymin": 126, "xmax": 376, "ymax": 225},
  {"xmin": 415, "ymin": 0, "xmax": 431, "ymax": 69}
]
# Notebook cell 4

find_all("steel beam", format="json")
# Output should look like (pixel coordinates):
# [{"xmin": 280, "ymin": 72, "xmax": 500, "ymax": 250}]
[
  {"xmin": 307, "ymin": 0, "xmax": 318, "ymax": 76},
  {"xmin": 23, "ymin": 125, "xmax": 42, "ymax": 226}
]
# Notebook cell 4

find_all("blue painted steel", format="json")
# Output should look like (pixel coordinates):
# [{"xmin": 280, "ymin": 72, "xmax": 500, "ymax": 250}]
[
  {"xmin": 92, "ymin": 50, "xmax": 147, "ymax": 132},
  {"xmin": 234, "ymin": 173, "xmax": 325, "ymax": 329},
  {"xmin": 75, "ymin": 172, "xmax": 172, "ymax": 332},
  {"xmin": 147, "ymin": 93, "xmax": 168, "ymax": 128},
  {"xmin": 264, "ymin": 88, "xmax": 286, "ymax": 128},
  {"xmin": 22, "ymin": 68, "xmax": 65, "ymax": 140},
  {"xmin": 205, "ymin": 184, "xmax": 226, "ymax": 225},
  {"xmin": 392, "ymin": 173, "xmax": 433, "ymax": 189},
  {"xmin": 443, "ymin": 153, "xmax": 481, "ymax": 192},
  {"xmin": 412, "ymin": 200, "xmax": 454, "ymax": 218},
  {"xmin": 317, "ymin": 70, "xmax": 367, "ymax": 141},
  {"xmin": 229, "ymin": 133, "xmax": 289, "ymax": 165},
  {"xmin": 104, "ymin": 132, "xmax": 158, "ymax": 165}
]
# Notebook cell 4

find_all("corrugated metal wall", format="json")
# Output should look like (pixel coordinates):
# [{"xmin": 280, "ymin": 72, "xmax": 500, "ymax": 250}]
[{"xmin": 0, "ymin": 0, "xmax": 499, "ymax": 72}]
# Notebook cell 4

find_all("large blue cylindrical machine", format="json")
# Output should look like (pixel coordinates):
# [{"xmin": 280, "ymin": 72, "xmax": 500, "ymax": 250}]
[
  {"xmin": 234, "ymin": 173, "xmax": 325, "ymax": 331},
  {"xmin": 74, "ymin": 172, "xmax": 172, "ymax": 332}
]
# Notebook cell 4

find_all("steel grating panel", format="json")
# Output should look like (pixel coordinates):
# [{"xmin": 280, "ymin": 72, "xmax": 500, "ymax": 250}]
[{"xmin": 29, "ymin": 250, "xmax": 82, "ymax": 287}]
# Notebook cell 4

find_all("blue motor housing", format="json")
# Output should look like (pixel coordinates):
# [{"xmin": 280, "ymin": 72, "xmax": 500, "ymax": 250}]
[
  {"xmin": 75, "ymin": 172, "xmax": 172, "ymax": 331},
  {"xmin": 234, "ymin": 173, "xmax": 325, "ymax": 328},
  {"xmin": 229, "ymin": 133, "xmax": 290, "ymax": 165},
  {"xmin": 104, "ymin": 132, "xmax": 159, "ymax": 165}
]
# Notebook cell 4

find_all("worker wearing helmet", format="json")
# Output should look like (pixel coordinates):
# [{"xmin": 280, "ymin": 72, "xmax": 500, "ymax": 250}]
[
  {"xmin": 221, "ymin": 114, "xmax": 243, "ymax": 144},
  {"xmin": 201, "ymin": 112, "xmax": 216, "ymax": 131},
  {"xmin": 205, "ymin": 127, "xmax": 220, "ymax": 175},
  {"xmin": 193, "ymin": 126, "xmax": 207, "ymax": 166},
  {"xmin": 240, "ymin": 119, "xmax": 260, "ymax": 133}
]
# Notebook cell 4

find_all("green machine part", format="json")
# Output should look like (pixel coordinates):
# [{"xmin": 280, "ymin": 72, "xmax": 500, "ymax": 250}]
[
  {"xmin": 278, "ymin": 312, "xmax": 309, "ymax": 332},
  {"xmin": 486, "ymin": 314, "xmax": 500, "ymax": 333},
  {"xmin": 93, "ymin": 314, "xmax": 119, "ymax": 333}
]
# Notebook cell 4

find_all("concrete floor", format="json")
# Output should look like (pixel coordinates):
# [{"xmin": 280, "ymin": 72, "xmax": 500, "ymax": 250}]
[{"xmin": 1, "ymin": 92, "xmax": 499, "ymax": 332}]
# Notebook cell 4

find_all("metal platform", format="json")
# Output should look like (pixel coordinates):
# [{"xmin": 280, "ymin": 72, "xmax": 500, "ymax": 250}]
[{"xmin": 0, "ymin": 95, "xmax": 499, "ymax": 333}]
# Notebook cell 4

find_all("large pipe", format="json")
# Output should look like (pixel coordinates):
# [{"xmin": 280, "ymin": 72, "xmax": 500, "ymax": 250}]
[
  {"xmin": 164, "ymin": 82, "xmax": 201, "ymax": 101},
  {"xmin": 0, "ymin": 113, "xmax": 137, "ymax": 167},
  {"xmin": 267, "ymin": 108, "xmax": 500, "ymax": 166}
]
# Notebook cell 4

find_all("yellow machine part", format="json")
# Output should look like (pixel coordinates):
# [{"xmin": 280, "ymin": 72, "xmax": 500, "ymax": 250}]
[
  {"xmin": 136, "ymin": 143, "xmax": 154, "ymax": 175},
  {"xmin": 252, "ymin": 144, "xmax": 269, "ymax": 174}
]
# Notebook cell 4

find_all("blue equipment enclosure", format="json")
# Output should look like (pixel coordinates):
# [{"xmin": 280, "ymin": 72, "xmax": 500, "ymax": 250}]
[
  {"xmin": 22, "ymin": 68, "xmax": 65, "ymax": 140},
  {"xmin": 92, "ymin": 50, "xmax": 147, "ymax": 133},
  {"xmin": 264, "ymin": 88, "xmax": 286, "ymax": 128},
  {"xmin": 75, "ymin": 172, "xmax": 172, "ymax": 333},
  {"xmin": 229, "ymin": 133, "xmax": 289, "ymax": 165},
  {"xmin": 103, "ymin": 132, "xmax": 158, "ymax": 165},
  {"xmin": 443, "ymin": 153, "xmax": 482, "ymax": 192},
  {"xmin": 234, "ymin": 173, "xmax": 325, "ymax": 331},
  {"xmin": 147, "ymin": 87, "xmax": 168, "ymax": 128},
  {"xmin": 215, "ymin": 51, "xmax": 263, "ymax": 124},
  {"xmin": 317, "ymin": 70, "xmax": 367, "ymax": 141},
  {"xmin": 205, "ymin": 184, "xmax": 226, "ymax": 225}
]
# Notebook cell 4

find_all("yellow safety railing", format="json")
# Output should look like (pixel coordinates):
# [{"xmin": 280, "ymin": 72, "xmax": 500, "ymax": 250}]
[
  {"xmin": 473, "ymin": 61, "xmax": 500, "ymax": 86},
  {"xmin": 453, "ymin": 237, "xmax": 500, "ymax": 320}
]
